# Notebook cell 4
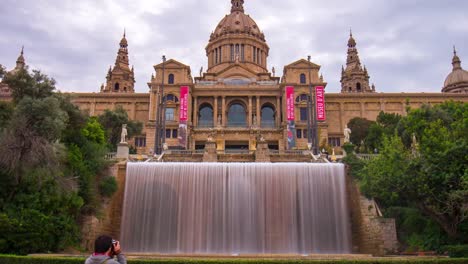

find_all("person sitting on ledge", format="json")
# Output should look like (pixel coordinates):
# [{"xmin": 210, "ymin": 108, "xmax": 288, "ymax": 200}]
[{"xmin": 85, "ymin": 235, "xmax": 126, "ymax": 264}]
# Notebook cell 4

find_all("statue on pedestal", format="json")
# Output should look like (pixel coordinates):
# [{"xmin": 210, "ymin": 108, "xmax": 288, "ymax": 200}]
[
  {"xmin": 120, "ymin": 124, "xmax": 128, "ymax": 143},
  {"xmin": 344, "ymin": 125, "xmax": 352, "ymax": 143}
]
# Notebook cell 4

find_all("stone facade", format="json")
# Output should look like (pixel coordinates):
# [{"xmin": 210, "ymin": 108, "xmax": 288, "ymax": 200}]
[{"xmin": 2, "ymin": 1, "xmax": 468, "ymax": 154}]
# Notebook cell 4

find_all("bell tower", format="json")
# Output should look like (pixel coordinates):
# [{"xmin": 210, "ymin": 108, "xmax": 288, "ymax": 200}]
[
  {"xmin": 101, "ymin": 30, "xmax": 136, "ymax": 93},
  {"xmin": 340, "ymin": 30, "xmax": 375, "ymax": 93}
]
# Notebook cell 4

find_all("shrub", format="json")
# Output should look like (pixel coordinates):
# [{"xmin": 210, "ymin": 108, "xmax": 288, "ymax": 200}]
[
  {"xmin": 99, "ymin": 176, "xmax": 118, "ymax": 198},
  {"xmin": 1, "ymin": 255, "xmax": 468, "ymax": 264},
  {"xmin": 445, "ymin": 245, "xmax": 468, "ymax": 258}
]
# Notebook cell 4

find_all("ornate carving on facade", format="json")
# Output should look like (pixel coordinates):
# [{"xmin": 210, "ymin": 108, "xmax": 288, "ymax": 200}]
[
  {"xmin": 101, "ymin": 30, "xmax": 135, "ymax": 93},
  {"xmin": 341, "ymin": 31, "xmax": 375, "ymax": 93},
  {"xmin": 442, "ymin": 47, "xmax": 468, "ymax": 93}
]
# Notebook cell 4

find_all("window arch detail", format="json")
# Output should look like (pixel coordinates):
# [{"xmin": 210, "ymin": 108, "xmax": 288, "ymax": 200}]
[
  {"xmin": 168, "ymin": 74, "xmax": 175, "ymax": 84},
  {"xmin": 300, "ymin": 73, "xmax": 307, "ymax": 84},
  {"xmin": 198, "ymin": 103, "xmax": 214, "ymax": 127},
  {"xmin": 227, "ymin": 103, "xmax": 247, "ymax": 127}
]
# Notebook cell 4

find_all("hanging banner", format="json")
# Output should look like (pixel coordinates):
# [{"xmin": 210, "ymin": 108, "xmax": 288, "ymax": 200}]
[
  {"xmin": 178, "ymin": 86, "xmax": 189, "ymax": 148},
  {"xmin": 315, "ymin": 86, "xmax": 326, "ymax": 121},
  {"xmin": 286, "ymin": 86, "xmax": 296, "ymax": 149}
]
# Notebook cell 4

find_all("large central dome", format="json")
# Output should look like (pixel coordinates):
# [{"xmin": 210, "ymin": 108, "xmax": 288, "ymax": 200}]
[
  {"xmin": 210, "ymin": 0, "xmax": 265, "ymax": 42},
  {"xmin": 205, "ymin": 0, "xmax": 270, "ymax": 74}
]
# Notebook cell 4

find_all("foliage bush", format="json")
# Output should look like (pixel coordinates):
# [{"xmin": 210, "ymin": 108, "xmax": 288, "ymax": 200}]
[
  {"xmin": 0, "ymin": 68, "xmax": 111, "ymax": 254},
  {"xmin": 99, "ymin": 176, "xmax": 118, "ymax": 198},
  {"xmin": 445, "ymin": 245, "xmax": 468, "ymax": 258},
  {"xmin": 2, "ymin": 255, "xmax": 468, "ymax": 264}
]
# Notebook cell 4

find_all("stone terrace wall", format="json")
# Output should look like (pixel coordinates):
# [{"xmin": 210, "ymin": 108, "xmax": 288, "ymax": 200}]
[
  {"xmin": 81, "ymin": 162, "xmax": 127, "ymax": 251},
  {"xmin": 346, "ymin": 166, "xmax": 398, "ymax": 256}
]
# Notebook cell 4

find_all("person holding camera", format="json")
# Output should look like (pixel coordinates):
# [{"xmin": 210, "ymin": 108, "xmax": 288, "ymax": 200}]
[{"xmin": 85, "ymin": 235, "xmax": 127, "ymax": 264}]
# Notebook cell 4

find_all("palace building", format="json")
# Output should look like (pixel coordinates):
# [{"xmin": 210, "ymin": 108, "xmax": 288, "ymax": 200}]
[{"xmin": 2, "ymin": 0, "xmax": 468, "ymax": 155}]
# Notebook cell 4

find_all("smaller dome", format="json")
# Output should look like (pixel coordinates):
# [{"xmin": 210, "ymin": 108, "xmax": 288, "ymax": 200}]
[
  {"xmin": 442, "ymin": 48, "xmax": 468, "ymax": 93},
  {"xmin": 443, "ymin": 69, "xmax": 468, "ymax": 88},
  {"xmin": 443, "ymin": 49, "xmax": 468, "ymax": 88}
]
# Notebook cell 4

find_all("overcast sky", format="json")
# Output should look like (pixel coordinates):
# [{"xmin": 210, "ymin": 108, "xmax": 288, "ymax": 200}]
[{"xmin": 1, "ymin": 0, "xmax": 467, "ymax": 93}]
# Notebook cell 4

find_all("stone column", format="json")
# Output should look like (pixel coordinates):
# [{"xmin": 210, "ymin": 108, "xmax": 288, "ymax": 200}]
[
  {"xmin": 194, "ymin": 96, "xmax": 198, "ymax": 127},
  {"xmin": 248, "ymin": 96, "xmax": 253, "ymax": 126},
  {"xmin": 90, "ymin": 102, "xmax": 96, "ymax": 116},
  {"xmin": 339, "ymin": 102, "xmax": 344, "ymax": 135},
  {"xmin": 214, "ymin": 96, "xmax": 218, "ymax": 127},
  {"xmin": 256, "ymin": 96, "xmax": 261, "ymax": 126},
  {"xmin": 222, "ymin": 96, "xmax": 226, "ymax": 127},
  {"xmin": 131, "ymin": 102, "xmax": 137, "ymax": 120},
  {"xmin": 360, "ymin": 102, "xmax": 365, "ymax": 118},
  {"xmin": 276, "ymin": 96, "xmax": 281, "ymax": 127}
]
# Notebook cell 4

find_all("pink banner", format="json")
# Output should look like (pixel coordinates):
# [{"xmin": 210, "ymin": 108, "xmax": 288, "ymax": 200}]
[
  {"xmin": 315, "ymin": 86, "xmax": 326, "ymax": 121},
  {"xmin": 178, "ymin": 86, "xmax": 189, "ymax": 149},
  {"xmin": 179, "ymin": 86, "xmax": 189, "ymax": 121},
  {"xmin": 286, "ymin": 86, "xmax": 295, "ymax": 121}
]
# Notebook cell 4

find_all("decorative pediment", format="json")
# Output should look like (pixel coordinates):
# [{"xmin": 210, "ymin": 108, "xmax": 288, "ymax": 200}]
[
  {"xmin": 215, "ymin": 63, "xmax": 261, "ymax": 79},
  {"xmin": 284, "ymin": 59, "xmax": 321, "ymax": 70},
  {"xmin": 154, "ymin": 59, "xmax": 190, "ymax": 70}
]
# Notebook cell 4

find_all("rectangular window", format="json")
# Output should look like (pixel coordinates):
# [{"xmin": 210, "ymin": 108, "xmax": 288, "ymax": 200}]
[
  {"xmin": 165, "ymin": 108, "xmax": 175, "ymax": 121},
  {"xmin": 300, "ymin": 107, "xmax": 308, "ymax": 121},
  {"xmin": 135, "ymin": 137, "xmax": 146, "ymax": 147},
  {"xmin": 241, "ymin": 44, "xmax": 245, "ymax": 61},
  {"xmin": 219, "ymin": 46, "xmax": 222, "ymax": 63},
  {"xmin": 253, "ymin": 46, "xmax": 256, "ymax": 62},
  {"xmin": 172, "ymin": 129, "xmax": 178, "ymax": 139},
  {"xmin": 296, "ymin": 129, "xmax": 302, "ymax": 139},
  {"xmin": 231, "ymin": 45, "xmax": 234, "ymax": 61},
  {"xmin": 257, "ymin": 48, "xmax": 261, "ymax": 64},
  {"xmin": 165, "ymin": 129, "xmax": 171, "ymax": 139},
  {"xmin": 303, "ymin": 130, "xmax": 308, "ymax": 139},
  {"xmin": 328, "ymin": 137, "xmax": 341, "ymax": 147},
  {"xmin": 215, "ymin": 48, "xmax": 218, "ymax": 64}
]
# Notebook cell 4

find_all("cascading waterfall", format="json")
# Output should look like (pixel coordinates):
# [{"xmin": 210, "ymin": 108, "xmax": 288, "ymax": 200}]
[{"xmin": 120, "ymin": 163, "xmax": 351, "ymax": 254}]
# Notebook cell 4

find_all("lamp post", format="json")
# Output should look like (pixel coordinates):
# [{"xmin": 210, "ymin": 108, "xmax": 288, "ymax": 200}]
[
  {"xmin": 307, "ymin": 56, "xmax": 313, "ymax": 150},
  {"xmin": 307, "ymin": 55, "xmax": 319, "ymax": 155},
  {"xmin": 154, "ymin": 55, "xmax": 166, "ymax": 155}
]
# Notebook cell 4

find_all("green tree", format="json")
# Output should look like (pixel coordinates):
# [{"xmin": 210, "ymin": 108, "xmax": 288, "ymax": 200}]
[
  {"xmin": 359, "ymin": 102, "xmax": 468, "ymax": 240},
  {"xmin": 365, "ymin": 111, "xmax": 402, "ymax": 152},
  {"xmin": 347, "ymin": 117, "xmax": 375, "ymax": 152},
  {"xmin": 1, "ymin": 68, "xmax": 55, "ymax": 104},
  {"xmin": 0, "ymin": 102, "xmax": 13, "ymax": 129},
  {"xmin": 98, "ymin": 106, "xmax": 142, "ymax": 150}
]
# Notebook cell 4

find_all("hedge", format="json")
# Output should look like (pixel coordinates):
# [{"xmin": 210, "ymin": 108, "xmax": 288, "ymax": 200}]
[
  {"xmin": 1, "ymin": 255, "xmax": 468, "ymax": 264},
  {"xmin": 445, "ymin": 245, "xmax": 468, "ymax": 258}
]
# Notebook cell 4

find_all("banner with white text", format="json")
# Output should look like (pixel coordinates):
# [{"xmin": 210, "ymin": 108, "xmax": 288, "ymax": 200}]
[
  {"xmin": 286, "ymin": 86, "xmax": 296, "ymax": 149},
  {"xmin": 178, "ymin": 86, "xmax": 189, "ymax": 149},
  {"xmin": 315, "ymin": 86, "xmax": 326, "ymax": 121}
]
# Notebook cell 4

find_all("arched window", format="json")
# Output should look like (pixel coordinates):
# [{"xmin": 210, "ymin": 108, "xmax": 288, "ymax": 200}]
[
  {"xmin": 199, "ymin": 104, "xmax": 214, "ymax": 127},
  {"xmin": 296, "ymin": 94, "xmax": 309, "ymax": 103},
  {"xmin": 356, "ymin": 83, "xmax": 362, "ymax": 92},
  {"xmin": 261, "ymin": 105, "xmax": 275, "ymax": 128},
  {"xmin": 219, "ymin": 46, "xmax": 222, "ymax": 63},
  {"xmin": 228, "ymin": 103, "xmax": 247, "ymax": 127},
  {"xmin": 230, "ymin": 44, "xmax": 234, "ymax": 61},
  {"xmin": 114, "ymin": 83, "xmax": 120, "ymax": 91},
  {"xmin": 300, "ymin": 73, "xmax": 306, "ymax": 84},
  {"xmin": 168, "ymin": 74, "xmax": 175, "ymax": 84}
]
